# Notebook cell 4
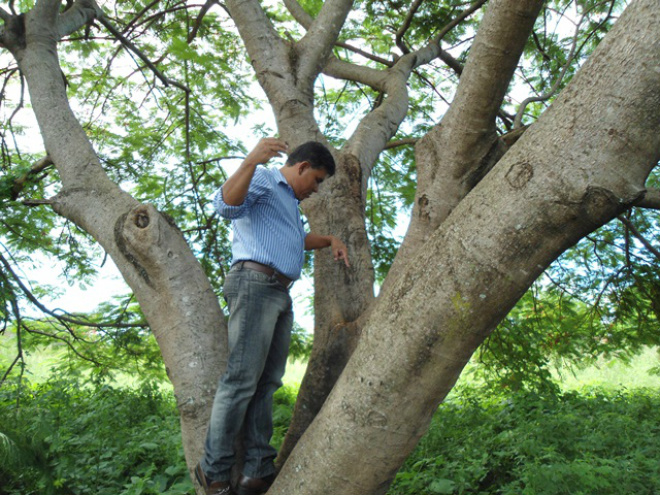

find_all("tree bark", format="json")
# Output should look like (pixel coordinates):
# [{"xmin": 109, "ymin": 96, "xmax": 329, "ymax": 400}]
[
  {"xmin": 385, "ymin": 0, "xmax": 545, "ymax": 292},
  {"xmin": 5, "ymin": 1, "xmax": 227, "ymax": 479},
  {"xmin": 272, "ymin": 1, "xmax": 660, "ymax": 493},
  {"xmin": 279, "ymin": 0, "xmax": 544, "ymax": 462}
]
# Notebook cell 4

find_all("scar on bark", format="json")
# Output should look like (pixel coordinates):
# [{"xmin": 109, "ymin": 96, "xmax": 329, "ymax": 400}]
[
  {"xmin": 114, "ymin": 208, "xmax": 153, "ymax": 288},
  {"xmin": 506, "ymin": 161, "xmax": 533, "ymax": 189}
]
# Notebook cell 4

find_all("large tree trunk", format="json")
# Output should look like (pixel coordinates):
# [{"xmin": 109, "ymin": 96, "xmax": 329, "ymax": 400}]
[
  {"xmin": 5, "ymin": 1, "xmax": 659, "ymax": 494},
  {"xmin": 278, "ymin": 0, "xmax": 544, "ymax": 462},
  {"xmin": 3, "ymin": 0, "xmax": 225, "ymax": 475},
  {"xmin": 271, "ymin": 1, "xmax": 660, "ymax": 493}
]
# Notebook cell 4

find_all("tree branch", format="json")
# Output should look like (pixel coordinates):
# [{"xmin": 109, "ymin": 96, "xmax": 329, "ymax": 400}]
[
  {"xmin": 335, "ymin": 40, "xmax": 393, "ymax": 67},
  {"xmin": 433, "ymin": 0, "xmax": 488, "ymax": 45},
  {"xmin": 384, "ymin": 138, "xmax": 418, "ymax": 150},
  {"xmin": 633, "ymin": 188, "xmax": 660, "ymax": 210},
  {"xmin": 96, "ymin": 15, "xmax": 186, "ymax": 91},
  {"xmin": 618, "ymin": 215, "xmax": 660, "ymax": 261},
  {"xmin": 188, "ymin": 0, "xmax": 219, "ymax": 42},
  {"xmin": 0, "ymin": 7, "xmax": 11, "ymax": 22},
  {"xmin": 10, "ymin": 155, "xmax": 53, "ymax": 200},
  {"xmin": 323, "ymin": 57, "xmax": 387, "ymax": 89},
  {"xmin": 297, "ymin": 0, "xmax": 354, "ymax": 87},
  {"xmin": 437, "ymin": 47, "xmax": 464, "ymax": 76},
  {"xmin": 0, "ymin": 249, "xmax": 146, "ymax": 330},
  {"xmin": 123, "ymin": 0, "xmax": 163, "ymax": 34},
  {"xmin": 32, "ymin": 0, "xmax": 62, "ymax": 24},
  {"xmin": 57, "ymin": 0, "xmax": 101, "ymax": 38},
  {"xmin": 283, "ymin": 0, "xmax": 312, "ymax": 28},
  {"xmin": 395, "ymin": 0, "xmax": 424, "ymax": 54}
]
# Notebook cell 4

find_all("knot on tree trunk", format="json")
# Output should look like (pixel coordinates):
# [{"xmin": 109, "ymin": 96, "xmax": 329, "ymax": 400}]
[{"xmin": 114, "ymin": 204, "xmax": 172, "ymax": 288}]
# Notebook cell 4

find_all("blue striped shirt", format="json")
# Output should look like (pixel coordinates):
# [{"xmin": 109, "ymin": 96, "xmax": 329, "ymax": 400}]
[{"xmin": 214, "ymin": 167, "xmax": 306, "ymax": 280}]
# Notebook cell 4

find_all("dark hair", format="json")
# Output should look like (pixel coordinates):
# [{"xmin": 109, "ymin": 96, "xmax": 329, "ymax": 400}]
[{"xmin": 286, "ymin": 141, "xmax": 336, "ymax": 176}]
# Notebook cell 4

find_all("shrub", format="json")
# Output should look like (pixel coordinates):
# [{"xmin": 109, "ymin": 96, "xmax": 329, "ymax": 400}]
[
  {"xmin": 0, "ymin": 379, "xmax": 193, "ymax": 495},
  {"xmin": 389, "ymin": 387, "xmax": 660, "ymax": 495}
]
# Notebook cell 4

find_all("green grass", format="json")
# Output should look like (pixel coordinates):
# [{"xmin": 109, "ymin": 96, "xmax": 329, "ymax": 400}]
[
  {"xmin": 4, "ymin": 325, "xmax": 660, "ymax": 391},
  {"xmin": 556, "ymin": 346, "xmax": 660, "ymax": 390}
]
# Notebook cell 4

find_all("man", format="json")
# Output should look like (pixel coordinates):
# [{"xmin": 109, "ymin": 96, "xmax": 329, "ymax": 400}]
[{"xmin": 195, "ymin": 137, "xmax": 350, "ymax": 495}]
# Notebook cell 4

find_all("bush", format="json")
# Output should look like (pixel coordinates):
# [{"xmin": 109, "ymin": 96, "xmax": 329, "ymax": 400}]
[
  {"xmin": 389, "ymin": 387, "xmax": 660, "ymax": 495},
  {"xmin": 0, "ymin": 379, "xmax": 193, "ymax": 495}
]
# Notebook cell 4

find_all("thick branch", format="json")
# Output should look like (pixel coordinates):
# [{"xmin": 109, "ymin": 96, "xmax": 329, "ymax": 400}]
[
  {"xmin": 225, "ymin": 0, "xmax": 289, "ymax": 71},
  {"xmin": 31, "ymin": 0, "xmax": 61, "ymax": 25},
  {"xmin": 383, "ymin": 0, "xmax": 545, "ymax": 296},
  {"xmin": 297, "ymin": 0, "xmax": 354, "ymax": 87},
  {"xmin": 0, "ymin": 7, "xmax": 11, "ymax": 22},
  {"xmin": 633, "ymin": 187, "xmax": 660, "ymax": 210},
  {"xmin": 57, "ymin": 0, "xmax": 100, "ymax": 38},
  {"xmin": 323, "ymin": 57, "xmax": 386, "ymax": 89},
  {"xmin": 282, "ymin": 0, "xmax": 312, "ymax": 27}
]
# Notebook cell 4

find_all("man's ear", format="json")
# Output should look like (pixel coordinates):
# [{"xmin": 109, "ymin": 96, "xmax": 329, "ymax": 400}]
[{"xmin": 297, "ymin": 161, "xmax": 311, "ymax": 175}]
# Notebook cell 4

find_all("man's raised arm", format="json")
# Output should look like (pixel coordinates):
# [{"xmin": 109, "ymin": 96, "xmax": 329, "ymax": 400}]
[{"xmin": 221, "ymin": 137, "xmax": 288, "ymax": 206}]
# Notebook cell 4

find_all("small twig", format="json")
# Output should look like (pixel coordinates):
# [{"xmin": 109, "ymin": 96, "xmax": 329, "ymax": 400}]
[
  {"xmin": 10, "ymin": 155, "xmax": 54, "ymax": 200},
  {"xmin": 23, "ymin": 325, "xmax": 103, "ymax": 367},
  {"xmin": 335, "ymin": 41, "xmax": 393, "ymax": 67},
  {"xmin": 122, "ymin": 0, "xmax": 163, "ymax": 34},
  {"xmin": 432, "ymin": 0, "xmax": 488, "ymax": 45},
  {"xmin": 514, "ymin": 1, "xmax": 613, "ymax": 128},
  {"xmin": 618, "ymin": 215, "xmax": 660, "ymax": 262},
  {"xmin": 188, "ymin": 0, "xmax": 219, "ymax": 42},
  {"xmin": 384, "ymin": 138, "xmax": 417, "ymax": 150},
  {"xmin": 0, "ymin": 250, "xmax": 146, "ymax": 330},
  {"xmin": 95, "ymin": 13, "xmax": 192, "ymax": 155},
  {"xmin": 395, "ymin": 0, "xmax": 424, "ymax": 54}
]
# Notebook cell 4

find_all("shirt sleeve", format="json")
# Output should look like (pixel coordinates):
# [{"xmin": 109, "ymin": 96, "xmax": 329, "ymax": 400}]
[{"xmin": 214, "ymin": 167, "xmax": 273, "ymax": 219}]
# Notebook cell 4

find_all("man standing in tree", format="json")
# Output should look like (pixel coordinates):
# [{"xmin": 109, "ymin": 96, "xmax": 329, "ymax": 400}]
[{"xmin": 195, "ymin": 137, "xmax": 350, "ymax": 495}]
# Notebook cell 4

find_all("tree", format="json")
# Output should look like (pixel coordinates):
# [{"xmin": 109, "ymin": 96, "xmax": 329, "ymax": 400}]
[{"xmin": 1, "ymin": 0, "xmax": 659, "ymax": 494}]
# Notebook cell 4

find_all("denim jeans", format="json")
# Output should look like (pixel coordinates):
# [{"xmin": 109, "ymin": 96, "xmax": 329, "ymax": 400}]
[{"xmin": 201, "ymin": 264, "xmax": 293, "ymax": 481}]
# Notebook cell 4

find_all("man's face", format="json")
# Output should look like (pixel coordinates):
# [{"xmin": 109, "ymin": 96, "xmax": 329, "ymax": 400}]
[{"xmin": 293, "ymin": 162, "xmax": 328, "ymax": 200}]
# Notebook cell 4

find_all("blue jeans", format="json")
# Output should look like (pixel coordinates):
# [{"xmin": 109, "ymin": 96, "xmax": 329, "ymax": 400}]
[{"xmin": 201, "ymin": 264, "xmax": 293, "ymax": 481}]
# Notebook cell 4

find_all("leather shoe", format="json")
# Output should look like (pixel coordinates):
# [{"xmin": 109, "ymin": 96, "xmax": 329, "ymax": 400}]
[
  {"xmin": 236, "ymin": 473, "xmax": 276, "ymax": 495},
  {"xmin": 195, "ymin": 463, "xmax": 236, "ymax": 495}
]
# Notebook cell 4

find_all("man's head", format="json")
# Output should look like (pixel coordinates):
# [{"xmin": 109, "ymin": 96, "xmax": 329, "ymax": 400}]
[{"xmin": 283, "ymin": 142, "xmax": 336, "ymax": 200}]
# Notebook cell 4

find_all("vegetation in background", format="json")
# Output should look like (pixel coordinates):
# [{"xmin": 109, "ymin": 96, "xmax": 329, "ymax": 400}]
[
  {"xmin": 2, "ymin": 375, "xmax": 660, "ymax": 495},
  {"xmin": 389, "ymin": 387, "xmax": 660, "ymax": 495}
]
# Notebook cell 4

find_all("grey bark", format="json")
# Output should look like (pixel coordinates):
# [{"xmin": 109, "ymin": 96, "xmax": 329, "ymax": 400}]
[
  {"xmin": 3, "ymin": 0, "xmax": 226, "ymax": 479},
  {"xmin": 270, "ymin": 1, "xmax": 660, "ymax": 493},
  {"xmin": 277, "ymin": 0, "xmax": 543, "ymax": 464},
  {"xmin": 4, "ymin": 1, "xmax": 660, "ymax": 495},
  {"xmin": 384, "ymin": 0, "xmax": 546, "ymax": 292}
]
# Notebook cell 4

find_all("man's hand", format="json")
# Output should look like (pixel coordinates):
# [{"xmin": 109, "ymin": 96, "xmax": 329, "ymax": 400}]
[
  {"xmin": 304, "ymin": 234, "xmax": 350, "ymax": 267},
  {"xmin": 331, "ymin": 236, "xmax": 350, "ymax": 267},
  {"xmin": 222, "ymin": 137, "xmax": 288, "ymax": 206},
  {"xmin": 244, "ymin": 137, "xmax": 289, "ymax": 167}
]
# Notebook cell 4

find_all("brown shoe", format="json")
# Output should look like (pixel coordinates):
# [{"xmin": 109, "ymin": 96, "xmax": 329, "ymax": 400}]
[
  {"xmin": 195, "ymin": 463, "xmax": 235, "ymax": 495},
  {"xmin": 236, "ymin": 473, "xmax": 276, "ymax": 495}
]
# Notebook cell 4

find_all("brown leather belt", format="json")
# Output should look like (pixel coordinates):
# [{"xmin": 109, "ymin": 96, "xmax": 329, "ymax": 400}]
[{"xmin": 234, "ymin": 261, "xmax": 294, "ymax": 289}]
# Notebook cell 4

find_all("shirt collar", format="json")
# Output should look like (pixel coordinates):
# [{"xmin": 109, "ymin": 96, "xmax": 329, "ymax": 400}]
[{"xmin": 272, "ymin": 168, "xmax": 298, "ymax": 201}]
